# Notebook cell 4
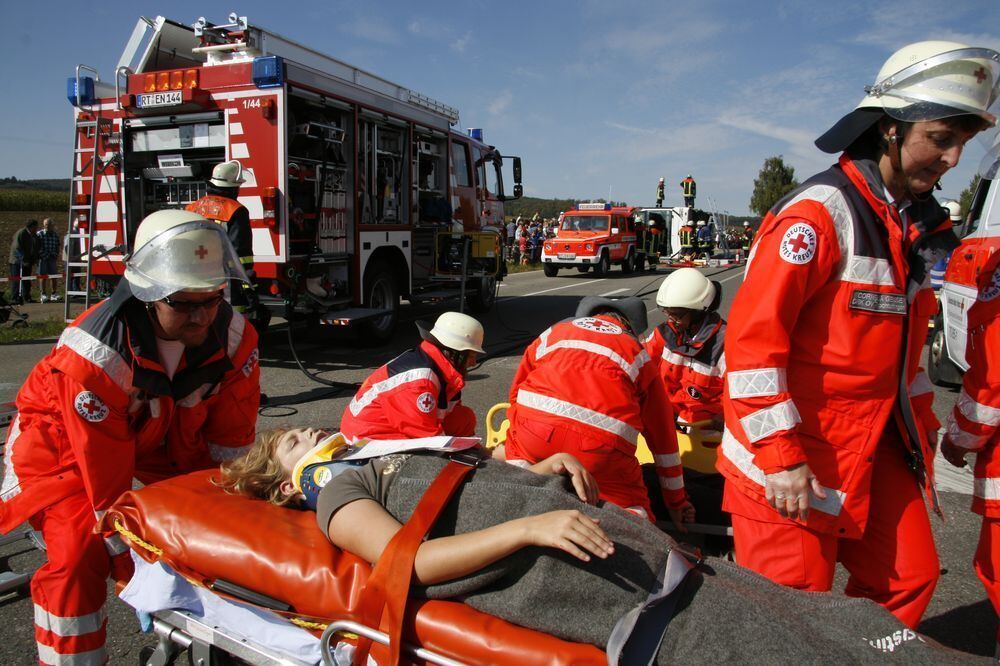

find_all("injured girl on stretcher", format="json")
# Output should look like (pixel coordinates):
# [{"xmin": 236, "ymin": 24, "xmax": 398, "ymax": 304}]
[{"xmin": 215, "ymin": 427, "xmax": 970, "ymax": 663}]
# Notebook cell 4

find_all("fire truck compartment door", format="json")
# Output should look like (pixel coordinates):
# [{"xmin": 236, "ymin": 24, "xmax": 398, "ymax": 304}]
[{"xmin": 117, "ymin": 16, "xmax": 202, "ymax": 74}]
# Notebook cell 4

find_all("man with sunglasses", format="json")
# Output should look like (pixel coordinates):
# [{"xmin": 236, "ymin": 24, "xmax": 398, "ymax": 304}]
[{"xmin": 0, "ymin": 209, "xmax": 260, "ymax": 665}]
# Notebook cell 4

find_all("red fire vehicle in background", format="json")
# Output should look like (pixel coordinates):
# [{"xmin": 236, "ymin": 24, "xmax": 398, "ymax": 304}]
[
  {"xmin": 540, "ymin": 203, "xmax": 651, "ymax": 277},
  {"xmin": 64, "ymin": 13, "xmax": 522, "ymax": 340}
]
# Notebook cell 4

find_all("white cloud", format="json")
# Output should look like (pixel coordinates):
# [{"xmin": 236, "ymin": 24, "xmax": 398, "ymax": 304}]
[
  {"xmin": 488, "ymin": 90, "xmax": 513, "ymax": 117},
  {"xmin": 342, "ymin": 17, "xmax": 398, "ymax": 45},
  {"xmin": 451, "ymin": 31, "xmax": 472, "ymax": 54},
  {"xmin": 605, "ymin": 121, "xmax": 656, "ymax": 135}
]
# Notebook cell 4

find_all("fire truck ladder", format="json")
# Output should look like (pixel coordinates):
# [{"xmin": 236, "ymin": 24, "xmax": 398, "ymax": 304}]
[{"xmin": 63, "ymin": 107, "xmax": 122, "ymax": 322}]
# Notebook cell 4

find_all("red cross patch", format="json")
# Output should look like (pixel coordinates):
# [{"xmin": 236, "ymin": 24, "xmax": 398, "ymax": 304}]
[
  {"xmin": 74, "ymin": 391, "xmax": 109, "ymax": 423},
  {"xmin": 573, "ymin": 317, "xmax": 623, "ymax": 335},
  {"xmin": 416, "ymin": 392, "xmax": 436, "ymax": 414},
  {"xmin": 194, "ymin": 245, "xmax": 209, "ymax": 260},
  {"xmin": 974, "ymin": 66, "xmax": 988, "ymax": 85},
  {"xmin": 778, "ymin": 223, "xmax": 817, "ymax": 265},
  {"xmin": 982, "ymin": 265, "xmax": 1000, "ymax": 302}
]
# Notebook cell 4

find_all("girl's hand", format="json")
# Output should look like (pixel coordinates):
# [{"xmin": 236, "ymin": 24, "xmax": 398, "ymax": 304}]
[
  {"xmin": 520, "ymin": 510, "xmax": 614, "ymax": 562},
  {"xmin": 549, "ymin": 455, "xmax": 600, "ymax": 505}
]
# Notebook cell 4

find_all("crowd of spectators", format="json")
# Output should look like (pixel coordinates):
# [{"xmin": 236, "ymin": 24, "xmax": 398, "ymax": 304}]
[{"xmin": 503, "ymin": 213, "xmax": 559, "ymax": 266}]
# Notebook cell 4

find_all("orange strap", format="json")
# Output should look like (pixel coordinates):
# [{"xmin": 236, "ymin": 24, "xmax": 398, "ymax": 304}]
[{"xmin": 353, "ymin": 459, "xmax": 476, "ymax": 666}]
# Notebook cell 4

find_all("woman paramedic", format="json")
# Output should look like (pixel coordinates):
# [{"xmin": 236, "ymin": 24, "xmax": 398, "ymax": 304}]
[
  {"xmin": 214, "ymin": 427, "xmax": 972, "ymax": 662},
  {"xmin": 717, "ymin": 41, "xmax": 1000, "ymax": 628}
]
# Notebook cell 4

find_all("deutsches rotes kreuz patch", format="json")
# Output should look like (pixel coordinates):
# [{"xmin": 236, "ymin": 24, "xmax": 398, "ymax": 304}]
[
  {"xmin": 778, "ymin": 223, "xmax": 818, "ymax": 265},
  {"xmin": 573, "ymin": 317, "xmax": 623, "ymax": 335},
  {"xmin": 74, "ymin": 391, "xmax": 109, "ymax": 423},
  {"xmin": 981, "ymin": 265, "xmax": 1000, "ymax": 302},
  {"xmin": 416, "ymin": 392, "xmax": 436, "ymax": 414}
]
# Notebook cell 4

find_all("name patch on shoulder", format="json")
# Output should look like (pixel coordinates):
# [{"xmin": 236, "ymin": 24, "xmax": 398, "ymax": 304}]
[{"xmin": 849, "ymin": 290, "xmax": 906, "ymax": 315}]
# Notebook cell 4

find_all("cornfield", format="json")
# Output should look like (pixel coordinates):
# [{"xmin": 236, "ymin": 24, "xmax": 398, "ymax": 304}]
[{"xmin": 0, "ymin": 190, "xmax": 68, "ymax": 212}]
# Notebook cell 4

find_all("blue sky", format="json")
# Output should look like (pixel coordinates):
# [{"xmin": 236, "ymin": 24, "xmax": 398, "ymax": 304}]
[{"xmin": 1, "ymin": 0, "xmax": 998, "ymax": 215}]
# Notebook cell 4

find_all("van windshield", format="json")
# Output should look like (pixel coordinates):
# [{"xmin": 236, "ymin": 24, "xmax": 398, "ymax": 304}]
[{"xmin": 561, "ymin": 215, "xmax": 609, "ymax": 232}]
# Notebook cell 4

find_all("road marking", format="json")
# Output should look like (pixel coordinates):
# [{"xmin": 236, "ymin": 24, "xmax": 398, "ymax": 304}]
[
  {"xmin": 720, "ymin": 272, "xmax": 744, "ymax": 283},
  {"xmin": 599, "ymin": 288, "xmax": 630, "ymax": 297},
  {"xmin": 499, "ymin": 278, "xmax": 608, "ymax": 301}
]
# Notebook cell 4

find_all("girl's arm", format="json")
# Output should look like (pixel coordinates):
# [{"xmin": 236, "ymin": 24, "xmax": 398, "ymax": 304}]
[{"xmin": 328, "ymin": 499, "xmax": 614, "ymax": 586}]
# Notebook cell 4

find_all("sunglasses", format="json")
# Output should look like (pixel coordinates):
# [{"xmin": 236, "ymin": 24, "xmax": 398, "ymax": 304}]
[{"xmin": 161, "ymin": 293, "xmax": 225, "ymax": 313}]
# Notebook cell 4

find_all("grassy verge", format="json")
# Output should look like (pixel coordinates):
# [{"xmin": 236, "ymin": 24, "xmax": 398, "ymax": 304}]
[
  {"xmin": 505, "ymin": 263, "xmax": 542, "ymax": 274},
  {"xmin": 0, "ymin": 317, "xmax": 66, "ymax": 344}
]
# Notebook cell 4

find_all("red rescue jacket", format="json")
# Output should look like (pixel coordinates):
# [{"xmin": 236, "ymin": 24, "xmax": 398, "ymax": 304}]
[
  {"xmin": 505, "ymin": 315, "xmax": 686, "ymax": 509},
  {"xmin": 945, "ymin": 251, "xmax": 1000, "ymax": 517},
  {"xmin": 644, "ymin": 312, "xmax": 726, "ymax": 425},
  {"xmin": 718, "ymin": 154, "xmax": 954, "ymax": 537},
  {"xmin": 340, "ymin": 341, "xmax": 475, "ymax": 441},
  {"xmin": 0, "ymin": 281, "xmax": 260, "ymax": 536}
]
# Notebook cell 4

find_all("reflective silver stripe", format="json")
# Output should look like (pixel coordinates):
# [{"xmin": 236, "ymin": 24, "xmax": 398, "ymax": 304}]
[
  {"xmin": 37, "ymin": 644, "xmax": 107, "ymax": 665},
  {"xmin": 654, "ymin": 453, "xmax": 681, "ymax": 467},
  {"xmin": 348, "ymin": 368, "xmax": 440, "ymax": 417},
  {"xmin": 176, "ymin": 382, "xmax": 213, "ymax": 408},
  {"xmin": 909, "ymin": 372, "xmax": 933, "ymax": 398},
  {"xmin": 974, "ymin": 477, "xmax": 1000, "ymax": 501},
  {"xmin": 659, "ymin": 475, "xmax": 684, "ymax": 491},
  {"xmin": 517, "ymin": 389, "xmax": 639, "ymax": 443},
  {"xmin": 719, "ymin": 429, "xmax": 845, "ymax": 516},
  {"xmin": 103, "ymin": 533, "xmax": 129, "ymax": 557},
  {"xmin": 227, "ymin": 312, "xmax": 246, "ymax": 358},
  {"xmin": 727, "ymin": 367, "xmax": 787, "ymax": 399},
  {"xmin": 661, "ymin": 350, "xmax": 721, "ymax": 378},
  {"xmin": 946, "ymin": 419, "xmax": 988, "ymax": 450},
  {"xmin": 739, "ymin": 399, "xmax": 800, "ymax": 443},
  {"xmin": 57, "ymin": 326, "xmax": 131, "ymax": 392},
  {"xmin": 957, "ymin": 389, "xmax": 1000, "ymax": 427},
  {"xmin": 1, "ymin": 414, "xmax": 23, "ymax": 502},
  {"xmin": 34, "ymin": 604, "xmax": 106, "ymax": 637},
  {"xmin": 537, "ymin": 330, "xmax": 650, "ymax": 382},
  {"xmin": 209, "ymin": 442, "xmax": 252, "ymax": 462},
  {"xmin": 844, "ymin": 256, "xmax": 896, "ymax": 286}
]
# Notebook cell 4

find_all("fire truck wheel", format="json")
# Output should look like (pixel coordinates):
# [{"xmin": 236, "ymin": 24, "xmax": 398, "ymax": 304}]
[
  {"xmin": 465, "ymin": 276, "xmax": 497, "ymax": 313},
  {"xmin": 361, "ymin": 263, "xmax": 398, "ymax": 343},
  {"xmin": 543, "ymin": 264, "xmax": 560, "ymax": 277},
  {"xmin": 576, "ymin": 266, "xmax": 590, "ymax": 273},
  {"xmin": 593, "ymin": 252, "xmax": 611, "ymax": 276},
  {"xmin": 622, "ymin": 251, "xmax": 636, "ymax": 274}
]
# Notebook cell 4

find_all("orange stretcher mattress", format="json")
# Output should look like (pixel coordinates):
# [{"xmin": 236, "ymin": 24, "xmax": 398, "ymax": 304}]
[{"xmin": 101, "ymin": 469, "xmax": 606, "ymax": 665}]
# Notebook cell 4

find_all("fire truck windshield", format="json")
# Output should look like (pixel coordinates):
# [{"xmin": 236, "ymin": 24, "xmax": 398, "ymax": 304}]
[{"xmin": 560, "ymin": 215, "xmax": 609, "ymax": 232}]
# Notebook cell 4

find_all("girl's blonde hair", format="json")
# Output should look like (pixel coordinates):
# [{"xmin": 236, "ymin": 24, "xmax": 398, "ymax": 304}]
[{"xmin": 215, "ymin": 428, "xmax": 299, "ymax": 507}]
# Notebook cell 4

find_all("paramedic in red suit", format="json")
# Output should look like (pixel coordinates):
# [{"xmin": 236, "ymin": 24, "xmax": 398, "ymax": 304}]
[
  {"xmin": 717, "ymin": 41, "xmax": 999, "ymax": 628},
  {"xmin": 941, "ymin": 250, "xmax": 1000, "ymax": 647},
  {"xmin": 0, "ymin": 210, "xmax": 260, "ymax": 665},
  {"xmin": 340, "ymin": 312, "xmax": 483, "ymax": 442},
  {"xmin": 643, "ymin": 268, "xmax": 726, "ymax": 431},
  {"xmin": 502, "ymin": 296, "xmax": 695, "ymax": 527}
]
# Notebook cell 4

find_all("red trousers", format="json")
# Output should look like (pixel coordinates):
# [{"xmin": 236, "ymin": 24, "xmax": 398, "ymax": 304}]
[
  {"xmin": 724, "ymin": 440, "xmax": 939, "ymax": 629},
  {"xmin": 29, "ymin": 492, "xmax": 111, "ymax": 665},
  {"xmin": 505, "ymin": 412, "xmax": 652, "ymax": 516},
  {"xmin": 975, "ymin": 518, "xmax": 1000, "ymax": 620}
]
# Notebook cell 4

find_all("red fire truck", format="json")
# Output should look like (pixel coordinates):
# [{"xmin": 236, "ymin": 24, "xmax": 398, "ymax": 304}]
[
  {"xmin": 64, "ymin": 13, "xmax": 521, "ymax": 340},
  {"xmin": 540, "ymin": 203, "xmax": 650, "ymax": 277}
]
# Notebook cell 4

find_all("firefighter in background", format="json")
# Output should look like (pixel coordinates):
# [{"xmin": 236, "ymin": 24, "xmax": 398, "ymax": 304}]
[
  {"xmin": 501, "ymin": 296, "xmax": 695, "ymax": 528},
  {"xmin": 678, "ymin": 219, "xmax": 696, "ymax": 259},
  {"xmin": 187, "ymin": 160, "xmax": 255, "ymax": 315},
  {"xmin": 339, "ymin": 312, "xmax": 482, "ymax": 442},
  {"xmin": 696, "ymin": 219, "xmax": 714, "ymax": 256},
  {"xmin": 930, "ymin": 200, "xmax": 963, "ymax": 290},
  {"xmin": 718, "ymin": 41, "xmax": 998, "ymax": 628},
  {"xmin": 741, "ymin": 221, "xmax": 755, "ymax": 255},
  {"xmin": 656, "ymin": 177, "xmax": 665, "ymax": 207},
  {"xmin": 681, "ymin": 174, "xmax": 696, "ymax": 207},
  {"xmin": 644, "ymin": 268, "xmax": 726, "ymax": 432},
  {"xmin": 0, "ymin": 210, "xmax": 260, "ymax": 664},
  {"xmin": 941, "ymin": 250, "xmax": 1000, "ymax": 649}
]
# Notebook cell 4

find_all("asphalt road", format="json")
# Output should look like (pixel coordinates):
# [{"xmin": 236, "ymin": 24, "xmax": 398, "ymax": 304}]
[{"xmin": 0, "ymin": 262, "xmax": 993, "ymax": 662}]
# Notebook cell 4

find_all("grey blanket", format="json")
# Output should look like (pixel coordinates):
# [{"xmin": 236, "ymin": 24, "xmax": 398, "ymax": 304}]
[{"xmin": 384, "ymin": 455, "xmax": 984, "ymax": 663}]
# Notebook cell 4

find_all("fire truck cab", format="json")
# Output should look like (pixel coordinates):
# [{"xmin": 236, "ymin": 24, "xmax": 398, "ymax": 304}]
[
  {"xmin": 540, "ymin": 203, "xmax": 648, "ymax": 277},
  {"xmin": 929, "ymin": 175, "xmax": 1000, "ymax": 385},
  {"xmin": 64, "ymin": 13, "xmax": 522, "ymax": 341}
]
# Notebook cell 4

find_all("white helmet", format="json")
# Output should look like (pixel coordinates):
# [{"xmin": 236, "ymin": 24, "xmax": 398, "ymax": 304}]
[
  {"xmin": 656, "ymin": 268, "xmax": 716, "ymax": 311},
  {"xmin": 425, "ymin": 312, "xmax": 485, "ymax": 353},
  {"xmin": 696, "ymin": 220, "xmax": 706, "ymax": 227},
  {"xmin": 209, "ymin": 160, "xmax": 246, "ymax": 188},
  {"xmin": 943, "ymin": 200, "xmax": 962, "ymax": 221},
  {"xmin": 124, "ymin": 209, "xmax": 248, "ymax": 302},
  {"xmin": 743, "ymin": 221, "xmax": 751, "ymax": 227},
  {"xmin": 816, "ymin": 41, "xmax": 999, "ymax": 153}
]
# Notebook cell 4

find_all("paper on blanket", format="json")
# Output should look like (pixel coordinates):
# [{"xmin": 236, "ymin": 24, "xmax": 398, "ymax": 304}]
[{"xmin": 334, "ymin": 435, "xmax": 481, "ymax": 460}]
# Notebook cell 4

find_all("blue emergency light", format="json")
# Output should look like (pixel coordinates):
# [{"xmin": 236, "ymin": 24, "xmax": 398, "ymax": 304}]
[
  {"xmin": 252, "ymin": 56, "xmax": 284, "ymax": 89},
  {"xmin": 468, "ymin": 128, "xmax": 484, "ymax": 141},
  {"xmin": 66, "ymin": 77, "xmax": 95, "ymax": 107}
]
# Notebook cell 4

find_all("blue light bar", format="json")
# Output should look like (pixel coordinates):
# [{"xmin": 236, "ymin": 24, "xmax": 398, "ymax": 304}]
[
  {"xmin": 467, "ymin": 128, "xmax": 484, "ymax": 141},
  {"xmin": 66, "ymin": 77, "xmax": 95, "ymax": 107},
  {"xmin": 252, "ymin": 56, "xmax": 284, "ymax": 89}
]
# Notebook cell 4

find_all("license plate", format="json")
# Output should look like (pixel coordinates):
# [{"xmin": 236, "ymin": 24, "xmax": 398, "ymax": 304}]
[
  {"xmin": 137, "ymin": 91, "xmax": 184, "ymax": 108},
  {"xmin": 558, "ymin": 253, "xmax": 575, "ymax": 260}
]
